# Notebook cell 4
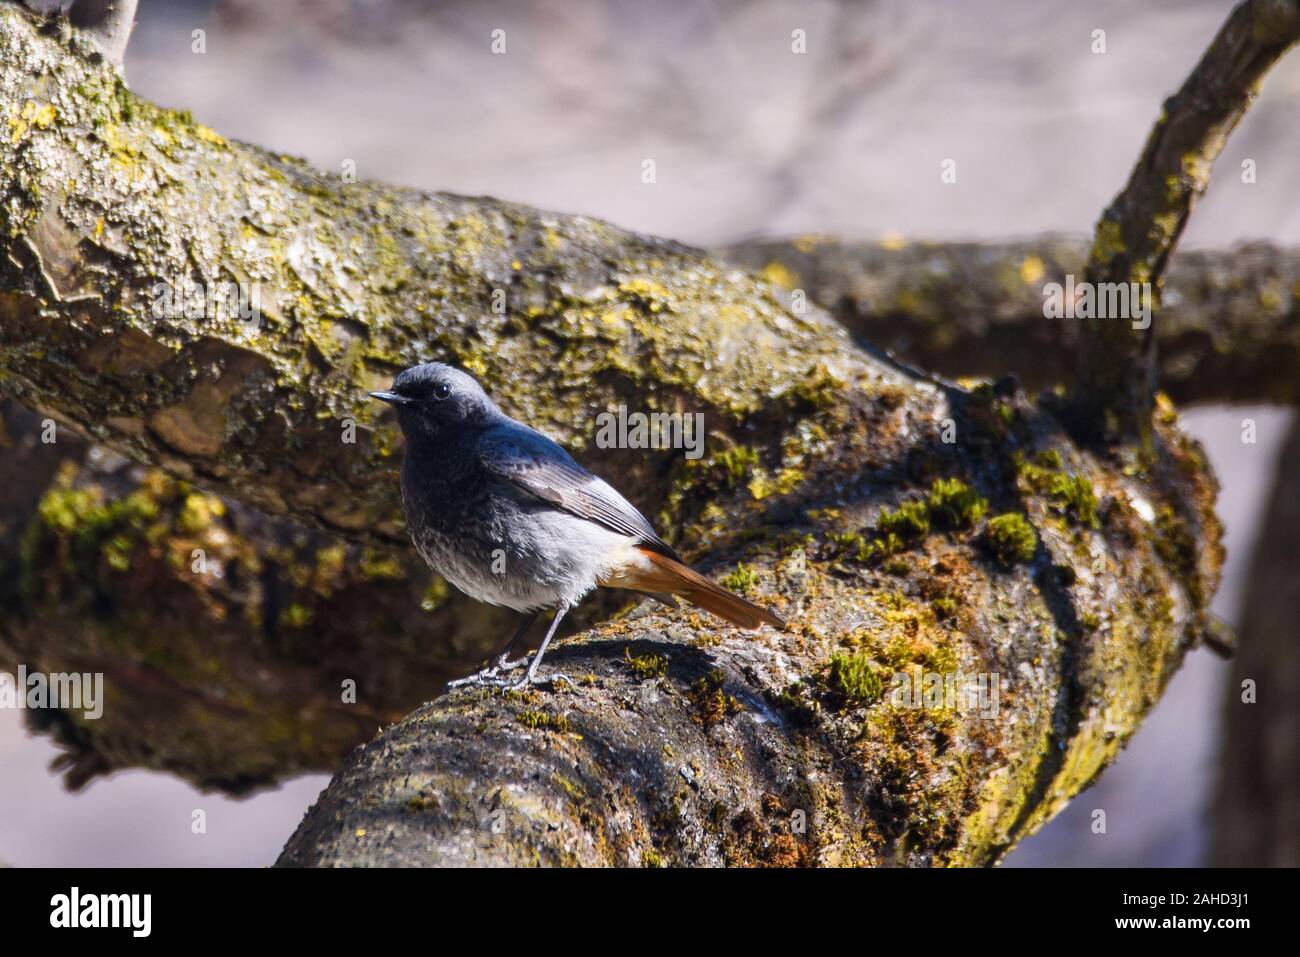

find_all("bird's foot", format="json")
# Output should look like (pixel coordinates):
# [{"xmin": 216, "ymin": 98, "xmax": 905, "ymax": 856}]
[
  {"xmin": 493, "ymin": 653, "xmax": 531, "ymax": 673},
  {"xmin": 446, "ymin": 664, "xmax": 508, "ymax": 690},
  {"xmin": 447, "ymin": 656, "xmax": 572, "ymax": 692},
  {"xmin": 467, "ymin": 665, "xmax": 574, "ymax": 696}
]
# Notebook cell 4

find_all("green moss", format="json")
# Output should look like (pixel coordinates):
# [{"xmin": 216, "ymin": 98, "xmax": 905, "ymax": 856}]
[
  {"xmin": 785, "ymin": 363, "xmax": 844, "ymax": 410},
  {"xmin": 624, "ymin": 648, "xmax": 668, "ymax": 680},
  {"xmin": 1090, "ymin": 217, "xmax": 1127, "ymax": 264},
  {"xmin": 883, "ymin": 556, "xmax": 911, "ymax": 576},
  {"xmin": 880, "ymin": 623, "xmax": 959, "ymax": 673},
  {"xmin": 836, "ymin": 488, "xmax": 969, "ymax": 566},
  {"xmin": 517, "ymin": 710, "xmax": 572, "ymax": 733},
  {"xmin": 827, "ymin": 651, "xmax": 885, "ymax": 706},
  {"xmin": 1017, "ymin": 454, "xmax": 1100, "ymax": 529},
  {"xmin": 718, "ymin": 563, "xmax": 759, "ymax": 595},
  {"xmin": 985, "ymin": 513, "xmax": 1037, "ymax": 566},
  {"xmin": 877, "ymin": 499, "xmax": 930, "ymax": 542},
  {"xmin": 830, "ymin": 530, "xmax": 870, "ymax": 561},
  {"xmin": 20, "ymin": 467, "xmax": 180, "ymax": 588},
  {"xmin": 689, "ymin": 670, "xmax": 744, "ymax": 726},
  {"xmin": 1153, "ymin": 505, "xmax": 1203, "ymax": 606},
  {"xmin": 663, "ymin": 443, "xmax": 765, "ymax": 530},
  {"xmin": 931, "ymin": 596, "xmax": 959, "ymax": 621},
  {"xmin": 1043, "ymin": 473, "xmax": 1100, "ymax": 528},
  {"xmin": 770, "ymin": 682, "xmax": 817, "ymax": 725},
  {"xmin": 714, "ymin": 446, "xmax": 760, "ymax": 484},
  {"xmin": 926, "ymin": 478, "xmax": 988, "ymax": 531},
  {"xmin": 358, "ymin": 548, "xmax": 406, "ymax": 580},
  {"xmin": 879, "ymin": 590, "xmax": 910, "ymax": 612}
]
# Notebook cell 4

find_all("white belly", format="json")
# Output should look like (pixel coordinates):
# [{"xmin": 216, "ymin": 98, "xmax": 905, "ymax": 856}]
[{"xmin": 414, "ymin": 511, "xmax": 650, "ymax": 613}]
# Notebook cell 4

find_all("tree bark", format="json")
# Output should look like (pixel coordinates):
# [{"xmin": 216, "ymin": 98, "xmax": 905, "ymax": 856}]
[{"xmin": 0, "ymin": 3, "xmax": 1224, "ymax": 865}]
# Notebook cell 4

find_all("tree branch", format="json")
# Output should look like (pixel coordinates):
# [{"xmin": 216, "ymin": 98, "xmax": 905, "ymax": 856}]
[
  {"xmin": 1070, "ymin": 0, "xmax": 1300, "ymax": 439},
  {"xmin": 1212, "ymin": 416, "xmax": 1300, "ymax": 865},
  {"xmin": 719, "ymin": 236, "xmax": 1300, "ymax": 406},
  {"xmin": 0, "ymin": 3, "xmax": 1224, "ymax": 865},
  {"xmin": 67, "ymin": 0, "xmax": 137, "ymax": 67}
]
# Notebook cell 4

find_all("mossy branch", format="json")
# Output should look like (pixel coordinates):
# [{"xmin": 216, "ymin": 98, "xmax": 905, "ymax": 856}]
[
  {"xmin": 0, "ymin": 4, "xmax": 1224, "ymax": 866},
  {"xmin": 1069, "ymin": 0, "xmax": 1300, "ymax": 439}
]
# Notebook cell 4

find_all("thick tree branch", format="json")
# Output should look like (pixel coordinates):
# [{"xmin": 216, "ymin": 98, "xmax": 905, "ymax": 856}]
[
  {"xmin": 278, "ymin": 400, "xmax": 1221, "ymax": 866},
  {"xmin": 1071, "ymin": 0, "xmax": 1300, "ymax": 439},
  {"xmin": 0, "ymin": 0, "xmax": 869, "ymax": 547},
  {"xmin": 0, "ymin": 4, "xmax": 1224, "ymax": 865}
]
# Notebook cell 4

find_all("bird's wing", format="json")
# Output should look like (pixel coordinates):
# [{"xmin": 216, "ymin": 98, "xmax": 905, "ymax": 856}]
[{"xmin": 477, "ymin": 424, "xmax": 681, "ymax": 561}]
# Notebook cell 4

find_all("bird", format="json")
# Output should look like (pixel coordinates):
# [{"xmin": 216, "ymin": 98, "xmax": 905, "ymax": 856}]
[{"xmin": 370, "ymin": 362, "xmax": 785, "ymax": 690}]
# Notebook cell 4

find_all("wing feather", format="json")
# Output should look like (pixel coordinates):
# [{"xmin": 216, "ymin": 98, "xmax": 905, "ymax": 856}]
[{"xmin": 477, "ymin": 425, "xmax": 681, "ymax": 560}]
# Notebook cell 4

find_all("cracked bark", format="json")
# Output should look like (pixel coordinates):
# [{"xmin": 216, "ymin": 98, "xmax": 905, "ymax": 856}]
[{"xmin": 0, "ymin": 2, "xmax": 1229, "ymax": 865}]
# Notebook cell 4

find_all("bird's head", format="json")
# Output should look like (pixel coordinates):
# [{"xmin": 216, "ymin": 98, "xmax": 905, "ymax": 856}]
[{"xmin": 369, "ymin": 363, "xmax": 499, "ymax": 440}]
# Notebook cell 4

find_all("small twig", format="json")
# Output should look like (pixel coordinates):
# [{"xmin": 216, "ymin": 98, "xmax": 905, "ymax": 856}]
[
  {"xmin": 1201, "ymin": 615, "xmax": 1238, "ymax": 660},
  {"xmin": 1071, "ymin": 0, "xmax": 1300, "ymax": 441},
  {"xmin": 68, "ymin": 0, "xmax": 138, "ymax": 67}
]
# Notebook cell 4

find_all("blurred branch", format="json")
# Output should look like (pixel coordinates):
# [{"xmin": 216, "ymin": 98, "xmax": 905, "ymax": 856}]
[
  {"xmin": 1212, "ymin": 415, "xmax": 1300, "ymax": 865},
  {"xmin": 67, "ymin": 0, "xmax": 137, "ymax": 66},
  {"xmin": 1070, "ymin": 0, "xmax": 1300, "ymax": 439},
  {"xmin": 719, "ymin": 236, "xmax": 1300, "ymax": 406}
]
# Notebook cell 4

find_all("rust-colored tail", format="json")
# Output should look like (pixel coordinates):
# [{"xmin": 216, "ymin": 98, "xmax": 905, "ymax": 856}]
[{"xmin": 603, "ymin": 548, "xmax": 786, "ymax": 630}]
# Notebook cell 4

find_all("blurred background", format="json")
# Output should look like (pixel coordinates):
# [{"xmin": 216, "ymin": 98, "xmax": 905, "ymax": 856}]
[{"xmin": 1, "ymin": 0, "xmax": 1295, "ymax": 866}]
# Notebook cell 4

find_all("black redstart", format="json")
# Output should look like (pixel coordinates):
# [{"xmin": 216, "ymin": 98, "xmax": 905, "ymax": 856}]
[{"xmin": 370, "ymin": 362, "xmax": 784, "ymax": 689}]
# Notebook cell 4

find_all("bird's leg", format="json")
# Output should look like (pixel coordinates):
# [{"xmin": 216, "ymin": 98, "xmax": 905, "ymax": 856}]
[
  {"xmin": 501, "ymin": 603, "xmax": 572, "ymax": 690},
  {"xmin": 493, "ymin": 611, "xmax": 540, "ymax": 671},
  {"xmin": 446, "ymin": 612, "xmax": 540, "ymax": 689}
]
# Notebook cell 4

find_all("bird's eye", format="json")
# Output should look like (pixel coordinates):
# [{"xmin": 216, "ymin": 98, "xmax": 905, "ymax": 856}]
[{"xmin": 431, "ymin": 382, "xmax": 452, "ymax": 401}]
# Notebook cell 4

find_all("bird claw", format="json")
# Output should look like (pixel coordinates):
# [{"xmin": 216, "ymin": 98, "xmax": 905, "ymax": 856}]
[
  {"xmin": 447, "ymin": 656, "xmax": 572, "ymax": 692},
  {"xmin": 446, "ymin": 666, "xmax": 504, "ymax": 690}
]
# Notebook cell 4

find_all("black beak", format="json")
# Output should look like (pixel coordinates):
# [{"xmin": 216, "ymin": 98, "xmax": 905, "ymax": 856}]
[{"xmin": 369, "ymin": 391, "xmax": 411, "ymax": 406}]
